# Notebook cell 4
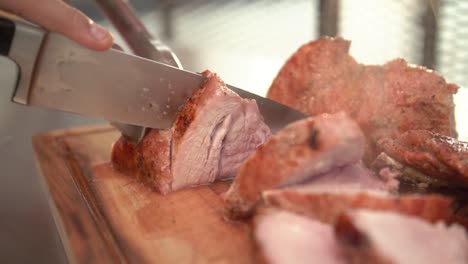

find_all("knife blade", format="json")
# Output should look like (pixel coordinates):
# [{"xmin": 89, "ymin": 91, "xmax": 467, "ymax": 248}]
[{"xmin": 2, "ymin": 16, "xmax": 308, "ymax": 133}]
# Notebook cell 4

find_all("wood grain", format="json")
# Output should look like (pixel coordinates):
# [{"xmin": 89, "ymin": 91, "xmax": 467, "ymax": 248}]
[
  {"xmin": 33, "ymin": 125, "xmax": 255, "ymax": 263},
  {"xmin": 32, "ymin": 126, "xmax": 120, "ymax": 264}
]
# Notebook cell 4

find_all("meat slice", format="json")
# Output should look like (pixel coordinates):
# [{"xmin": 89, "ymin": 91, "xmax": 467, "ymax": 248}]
[
  {"xmin": 254, "ymin": 210, "xmax": 346, "ymax": 264},
  {"xmin": 223, "ymin": 112, "xmax": 365, "ymax": 219},
  {"xmin": 287, "ymin": 162, "xmax": 399, "ymax": 194},
  {"xmin": 171, "ymin": 70, "xmax": 271, "ymax": 190},
  {"xmin": 267, "ymin": 37, "xmax": 458, "ymax": 164},
  {"xmin": 335, "ymin": 210, "xmax": 468, "ymax": 264},
  {"xmin": 263, "ymin": 190, "xmax": 452, "ymax": 224},
  {"xmin": 378, "ymin": 130, "xmax": 468, "ymax": 188},
  {"xmin": 111, "ymin": 70, "xmax": 271, "ymax": 194}
]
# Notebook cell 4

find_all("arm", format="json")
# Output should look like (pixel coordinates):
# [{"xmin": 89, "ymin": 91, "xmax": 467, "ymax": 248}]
[{"xmin": 0, "ymin": 0, "xmax": 113, "ymax": 50}]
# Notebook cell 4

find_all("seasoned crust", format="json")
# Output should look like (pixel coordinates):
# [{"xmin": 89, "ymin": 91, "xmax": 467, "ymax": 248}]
[
  {"xmin": 172, "ymin": 73, "xmax": 208, "ymax": 145},
  {"xmin": 111, "ymin": 130, "xmax": 172, "ymax": 193},
  {"xmin": 267, "ymin": 37, "xmax": 354, "ymax": 113},
  {"xmin": 111, "ymin": 135, "xmax": 139, "ymax": 178},
  {"xmin": 140, "ymin": 130, "xmax": 172, "ymax": 193},
  {"xmin": 173, "ymin": 70, "xmax": 235, "ymax": 147}
]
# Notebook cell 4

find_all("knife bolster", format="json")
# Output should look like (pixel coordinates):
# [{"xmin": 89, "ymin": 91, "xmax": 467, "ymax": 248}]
[{"xmin": 3, "ymin": 16, "xmax": 45, "ymax": 105}]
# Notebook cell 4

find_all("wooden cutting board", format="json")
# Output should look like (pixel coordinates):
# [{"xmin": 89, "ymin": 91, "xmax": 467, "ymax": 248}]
[{"xmin": 33, "ymin": 126, "xmax": 255, "ymax": 264}]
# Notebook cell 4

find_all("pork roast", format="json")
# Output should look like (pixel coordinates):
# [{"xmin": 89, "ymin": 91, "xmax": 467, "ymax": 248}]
[
  {"xmin": 267, "ymin": 37, "xmax": 458, "ymax": 164},
  {"xmin": 336, "ymin": 210, "xmax": 468, "ymax": 264},
  {"xmin": 171, "ymin": 70, "xmax": 271, "ymax": 190},
  {"xmin": 223, "ymin": 112, "xmax": 366, "ymax": 219},
  {"xmin": 111, "ymin": 70, "xmax": 271, "ymax": 194}
]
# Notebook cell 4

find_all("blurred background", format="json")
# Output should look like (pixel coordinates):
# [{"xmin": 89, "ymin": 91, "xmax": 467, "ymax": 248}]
[{"xmin": 0, "ymin": 0, "xmax": 467, "ymax": 262}]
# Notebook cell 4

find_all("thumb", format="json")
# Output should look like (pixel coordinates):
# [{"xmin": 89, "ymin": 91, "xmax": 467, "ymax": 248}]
[{"xmin": 0, "ymin": 0, "xmax": 114, "ymax": 51}]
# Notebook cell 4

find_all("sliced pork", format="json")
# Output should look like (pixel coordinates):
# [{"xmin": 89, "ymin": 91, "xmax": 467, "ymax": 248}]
[
  {"xmin": 264, "ymin": 190, "xmax": 452, "ymax": 224},
  {"xmin": 254, "ymin": 210, "xmax": 346, "ymax": 264},
  {"xmin": 111, "ymin": 70, "xmax": 271, "ymax": 194},
  {"xmin": 171, "ymin": 70, "xmax": 271, "ymax": 190},
  {"xmin": 336, "ymin": 210, "xmax": 468, "ymax": 264},
  {"xmin": 286, "ymin": 162, "xmax": 399, "ymax": 194},
  {"xmin": 267, "ymin": 37, "xmax": 458, "ymax": 164},
  {"xmin": 223, "ymin": 112, "xmax": 365, "ymax": 219},
  {"xmin": 378, "ymin": 130, "xmax": 468, "ymax": 188}
]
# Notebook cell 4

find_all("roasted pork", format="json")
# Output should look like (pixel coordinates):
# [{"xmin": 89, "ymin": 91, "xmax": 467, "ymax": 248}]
[
  {"xmin": 267, "ymin": 37, "xmax": 458, "ymax": 164},
  {"xmin": 223, "ymin": 112, "xmax": 366, "ymax": 219},
  {"xmin": 111, "ymin": 70, "xmax": 271, "ymax": 194},
  {"xmin": 171, "ymin": 70, "xmax": 271, "ymax": 190},
  {"xmin": 285, "ymin": 162, "xmax": 399, "ymax": 194}
]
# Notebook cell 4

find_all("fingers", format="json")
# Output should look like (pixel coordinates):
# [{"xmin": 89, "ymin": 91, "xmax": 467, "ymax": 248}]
[{"xmin": 0, "ymin": 0, "xmax": 113, "ymax": 51}]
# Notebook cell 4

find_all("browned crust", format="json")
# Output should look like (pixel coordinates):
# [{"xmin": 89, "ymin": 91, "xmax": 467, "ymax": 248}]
[
  {"xmin": 139, "ymin": 130, "xmax": 172, "ymax": 193},
  {"xmin": 267, "ymin": 36, "xmax": 353, "ymax": 110},
  {"xmin": 111, "ymin": 130, "xmax": 172, "ymax": 193},
  {"xmin": 172, "ymin": 71, "xmax": 211, "ymax": 145},
  {"xmin": 172, "ymin": 70, "xmax": 230, "ymax": 146},
  {"xmin": 111, "ymin": 135, "xmax": 140, "ymax": 179},
  {"xmin": 264, "ymin": 191, "xmax": 453, "ymax": 224}
]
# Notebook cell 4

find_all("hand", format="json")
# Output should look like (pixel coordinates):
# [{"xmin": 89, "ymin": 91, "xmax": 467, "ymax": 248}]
[{"xmin": 0, "ymin": 0, "xmax": 113, "ymax": 51}]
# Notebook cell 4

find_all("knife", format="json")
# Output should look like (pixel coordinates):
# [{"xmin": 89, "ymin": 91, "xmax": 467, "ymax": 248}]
[{"xmin": 0, "ymin": 15, "xmax": 307, "ymax": 136}]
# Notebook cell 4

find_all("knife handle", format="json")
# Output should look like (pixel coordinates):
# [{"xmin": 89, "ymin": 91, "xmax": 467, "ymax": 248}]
[
  {"xmin": 0, "ymin": 13, "xmax": 45, "ymax": 105},
  {"xmin": 0, "ymin": 17, "xmax": 15, "ymax": 56}
]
